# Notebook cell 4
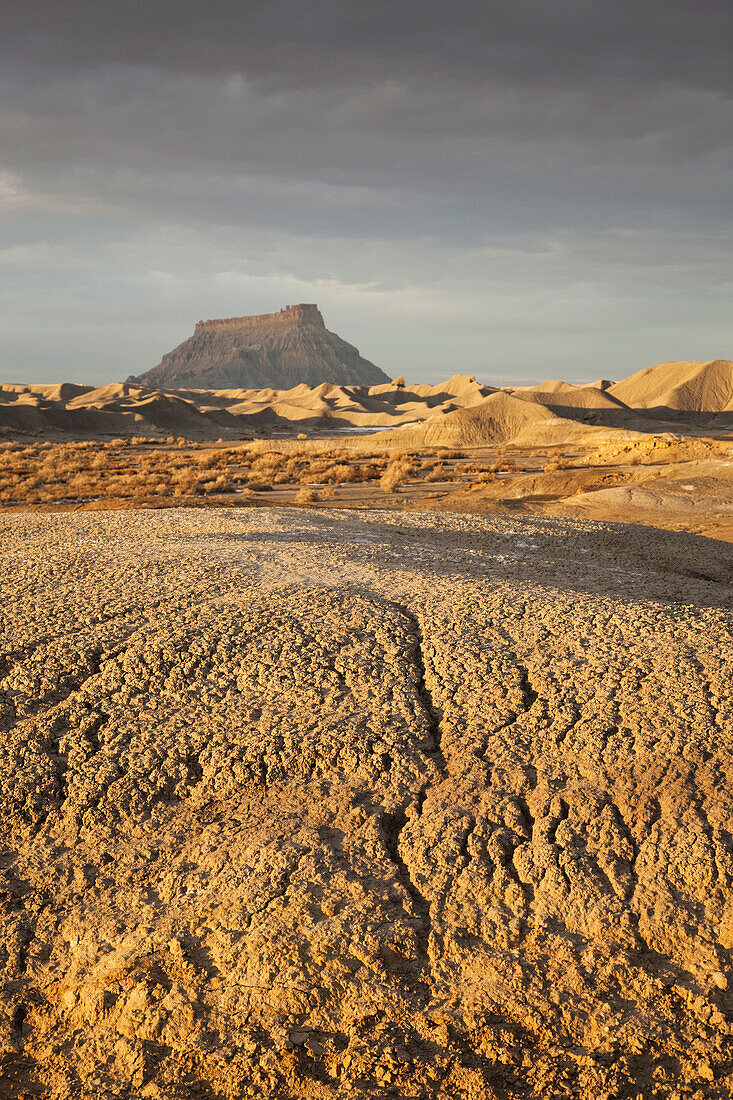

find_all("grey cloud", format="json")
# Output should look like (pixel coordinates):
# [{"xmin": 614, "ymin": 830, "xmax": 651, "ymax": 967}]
[
  {"xmin": 1, "ymin": 0, "xmax": 731, "ymax": 382},
  {"xmin": 3, "ymin": 61, "xmax": 731, "ymax": 220},
  {"xmin": 3, "ymin": 0, "xmax": 733, "ymax": 92}
]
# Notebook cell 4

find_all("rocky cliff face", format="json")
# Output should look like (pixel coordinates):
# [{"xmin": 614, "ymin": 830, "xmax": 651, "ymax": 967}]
[{"xmin": 131, "ymin": 305, "xmax": 390, "ymax": 390}]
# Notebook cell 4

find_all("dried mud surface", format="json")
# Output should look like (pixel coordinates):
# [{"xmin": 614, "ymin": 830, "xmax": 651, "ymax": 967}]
[{"xmin": 1, "ymin": 507, "xmax": 732, "ymax": 1100}]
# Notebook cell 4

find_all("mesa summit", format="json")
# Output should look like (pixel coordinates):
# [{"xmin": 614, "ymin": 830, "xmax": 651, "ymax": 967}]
[{"xmin": 129, "ymin": 304, "xmax": 390, "ymax": 391}]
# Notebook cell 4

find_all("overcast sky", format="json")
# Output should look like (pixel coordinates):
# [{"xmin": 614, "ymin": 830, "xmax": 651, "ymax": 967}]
[{"xmin": 2, "ymin": 0, "xmax": 732, "ymax": 384}]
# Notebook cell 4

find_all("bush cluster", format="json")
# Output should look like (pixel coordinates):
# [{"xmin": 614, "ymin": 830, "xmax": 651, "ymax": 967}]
[{"xmin": 0, "ymin": 439, "xmax": 524, "ymax": 508}]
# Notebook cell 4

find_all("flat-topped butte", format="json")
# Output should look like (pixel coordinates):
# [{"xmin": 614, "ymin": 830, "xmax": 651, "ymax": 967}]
[{"xmin": 131, "ymin": 303, "xmax": 389, "ymax": 390}]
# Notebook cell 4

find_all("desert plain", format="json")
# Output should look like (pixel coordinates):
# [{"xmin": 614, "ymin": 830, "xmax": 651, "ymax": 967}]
[
  {"xmin": 2, "ymin": 360, "xmax": 733, "ymax": 543},
  {"xmin": 1, "ymin": 360, "xmax": 733, "ymax": 1099}
]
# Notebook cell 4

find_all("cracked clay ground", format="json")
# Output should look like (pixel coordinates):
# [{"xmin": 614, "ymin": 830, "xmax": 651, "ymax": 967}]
[{"xmin": 1, "ymin": 506, "xmax": 732, "ymax": 1100}]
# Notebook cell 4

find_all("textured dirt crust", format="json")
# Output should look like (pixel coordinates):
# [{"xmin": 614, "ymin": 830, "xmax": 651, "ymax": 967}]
[{"xmin": 1, "ymin": 508, "xmax": 732, "ymax": 1100}]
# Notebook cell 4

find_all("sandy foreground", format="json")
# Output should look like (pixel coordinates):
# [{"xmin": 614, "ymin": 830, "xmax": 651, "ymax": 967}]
[{"xmin": 1, "ymin": 507, "xmax": 732, "ymax": 1099}]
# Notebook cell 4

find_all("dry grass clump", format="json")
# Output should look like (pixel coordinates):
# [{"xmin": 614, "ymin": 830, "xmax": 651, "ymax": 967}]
[
  {"xmin": 543, "ymin": 456, "xmax": 570, "ymax": 472},
  {"xmin": 321, "ymin": 464, "xmax": 361, "ymax": 484},
  {"xmin": 322, "ymin": 462, "xmax": 384, "ymax": 485},
  {"xmin": 485, "ymin": 450, "xmax": 514, "ymax": 473},
  {"xmin": 380, "ymin": 457, "xmax": 417, "ymax": 493},
  {"xmin": 0, "ymin": 437, "xmax": 538, "ymax": 510},
  {"xmin": 203, "ymin": 474, "xmax": 236, "ymax": 494},
  {"xmin": 0, "ymin": 442, "xmax": 247, "ymax": 507},
  {"xmin": 424, "ymin": 463, "xmax": 449, "ymax": 482}
]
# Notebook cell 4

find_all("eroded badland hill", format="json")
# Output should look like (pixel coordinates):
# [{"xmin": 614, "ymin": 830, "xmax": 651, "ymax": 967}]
[{"xmin": 1, "ymin": 507, "xmax": 732, "ymax": 1099}]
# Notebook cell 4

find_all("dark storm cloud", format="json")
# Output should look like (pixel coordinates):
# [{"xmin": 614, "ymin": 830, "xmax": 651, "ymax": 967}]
[
  {"xmin": 1, "ymin": 0, "xmax": 732, "ymax": 382},
  {"xmin": 4, "ymin": 0, "xmax": 733, "ymax": 91}
]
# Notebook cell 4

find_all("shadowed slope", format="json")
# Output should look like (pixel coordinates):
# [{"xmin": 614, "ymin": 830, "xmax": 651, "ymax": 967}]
[{"xmin": 609, "ymin": 359, "xmax": 733, "ymax": 420}]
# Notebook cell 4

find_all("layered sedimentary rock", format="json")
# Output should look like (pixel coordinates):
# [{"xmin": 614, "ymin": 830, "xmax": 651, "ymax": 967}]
[{"xmin": 131, "ymin": 304, "xmax": 389, "ymax": 390}]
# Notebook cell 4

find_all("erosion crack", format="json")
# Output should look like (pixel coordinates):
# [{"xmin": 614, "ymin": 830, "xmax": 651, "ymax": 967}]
[
  {"xmin": 380, "ymin": 602, "xmax": 450, "ymax": 983},
  {"xmin": 388, "ymin": 602, "xmax": 447, "ymax": 779}
]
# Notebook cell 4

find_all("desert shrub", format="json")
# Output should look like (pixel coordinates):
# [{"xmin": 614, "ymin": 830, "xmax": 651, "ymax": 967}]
[
  {"xmin": 295, "ymin": 485, "xmax": 318, "ymax": 503},
  {"xmin": 457, "ymin": 461, "xmax": 491, "ymax": 475},
  {"xmin": 425, "ymin": 464, "xmax": 449, "ymax": 482},
  {"xmin": 380, "ymin": 459, "xmax": 416, "ymax": 493},
  {"xmin": 0, "ymin": 438, "xmax": 390, "ymax": 508},
  {"xmin": 543, "ymin": 457, "xmax": 569, "ymax": 473},
  {"xmin": 302, "ymin": 459, "xmax": 331, "ymax": 477},
  {"xmin": 197, "ymin": 453, "xmax": 222, "ymax": 470},
  {"xmin": 321, "ymin": 464, "xmax": 350, "ymax": 484},
  {"xmin": 321, "ymin": 463, "xmax": 369, "ymax": 484},
  {"xmin": 475, "ymin": 471, "xmax": 496, "ymax": 483},
  {"xmin": 203, "ymin": 475, "xmax": 235, "ymax": 494}
]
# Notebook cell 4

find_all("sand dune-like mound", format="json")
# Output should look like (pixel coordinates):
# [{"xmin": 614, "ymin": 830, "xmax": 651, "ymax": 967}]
[
  {"xmin": 0, "ymin": 376, "xmax": 503, "ymax": 440},
  {"xmin": 512, "ymin": 386, "xmax": 656, "ymax": 431},
  {"xmin": 0, "ymin": 385, "xmax": 223, "ymax": 438},
  {"xmin": 609, "ymin": 358, "xmax": 733, "ymax": 418},
  {"xmin": 517, "ymin": 386, "xmax": 628, "ymax": 412},
  {"xmin": 378, "ymin": 390, "xmax": 637, "ymax": 448},
  {"xmin": 132, "ymin": 304, "xmax": 390, "ymax": 390},
  {"xmin": 31, "ymin": 383, "xmax": 93, "ymax": 403},
  {"xmin": 3, "ymin": 357, "xmax": 733, "ymax": 444},
  {"xmin": 511, "ymin": 378, "xmax": 615, "ymax": 395},
  {"xmin": 65, "ymin": 382, "xmax": 155, "ymax": 407},
  {"xmin": 513, "ymin": 379, "xmax": 584, "ymax": 394},
  {"xmin": 1, "ymin": 507, "xmax": 732, "ymax": 1098}
]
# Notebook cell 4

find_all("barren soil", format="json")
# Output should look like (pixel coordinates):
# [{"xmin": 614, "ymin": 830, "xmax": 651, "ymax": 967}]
[{"xmin": 1, "ymin": 507, "xmax": 732, "ymax": 1099}]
